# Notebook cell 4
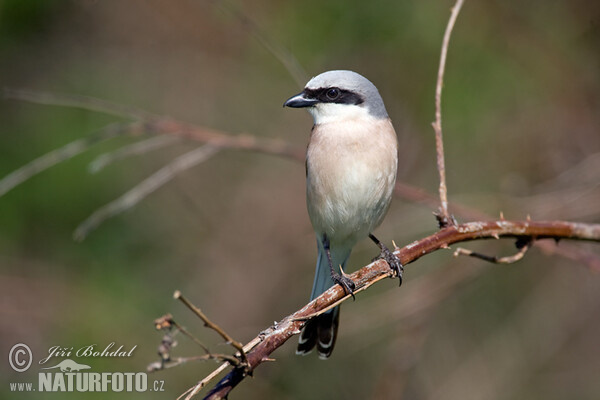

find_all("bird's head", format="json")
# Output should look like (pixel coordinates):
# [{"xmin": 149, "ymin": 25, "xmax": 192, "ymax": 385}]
[{"xmin": 283, "ymin": 70, "xmax": 388, "ymax": 125}]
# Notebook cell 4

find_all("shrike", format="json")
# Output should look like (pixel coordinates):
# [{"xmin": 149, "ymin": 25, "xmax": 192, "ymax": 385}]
[{"xmin": 284, "ymin": 70, "xmax": 402, "ymax": 359}]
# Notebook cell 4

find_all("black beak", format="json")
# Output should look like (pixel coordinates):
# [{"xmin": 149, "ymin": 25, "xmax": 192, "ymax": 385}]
[{"xmin": 283, "ymin": 92, "xmax": 318, "ymax": 108}]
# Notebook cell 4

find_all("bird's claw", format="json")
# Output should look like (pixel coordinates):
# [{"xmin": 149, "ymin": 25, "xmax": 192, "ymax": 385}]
[
  {"xmin": 334, "ymin": 265, "xmax": 356, "ymax": 300},
  {"xmin": 376, "ymin": 246, "xmax": 404, "ymax": 286}
]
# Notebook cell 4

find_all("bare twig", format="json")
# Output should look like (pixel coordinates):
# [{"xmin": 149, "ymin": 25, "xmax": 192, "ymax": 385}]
[
  {"xmin": 197, "ymin": 219, "xmax": 600, "ymax": 399},
  {"xmin": 182, "ymin": 336, "xmax": 263, "ymax": 400},
  {"xmin": 73, "ymin": 145, "xmax": 219, "ymax": 241},
  {"xmin": 168, "ymin": 319, "xmax": 212, "ymax": 355},
  {"xmin": 89, "ymin": 135, "xmax": 181, "ymax": 173},
  {"xmin": 432, "ymin": 0, "xmax": 465, "ymax": 227},
  {"xmin": 0, "ymin": 122, "xmax": 140, "ymax": 197},
  {"xmin": 148, "ymin": 355, "xmax": 228, "ymax": 372},
  {"xmin": 4, "ymin": 88, "xmax": 153, "ymax": 120},
  {"xmin": 5, "ymin": 90, "xmax": 305, "ymax": 162},
  {"xmin": 173, "ymin": 290, "xmax": 248, "ymax": 367},
  {"xmin": 148, "ymin": 314, "xmax": 240, "ymax": 373},
  {"xmin": 143, "ymin": 119, "xmax": 304, "ymax": 161},
  {"xmin": 453, "ymin": 240, "xmax": 531, "ymax": 264}
]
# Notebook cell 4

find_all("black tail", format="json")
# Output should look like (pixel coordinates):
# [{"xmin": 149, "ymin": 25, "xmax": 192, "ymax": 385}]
[{"xmin": 296, "ymin": 306, "xmax": 340, "ymax": 359}]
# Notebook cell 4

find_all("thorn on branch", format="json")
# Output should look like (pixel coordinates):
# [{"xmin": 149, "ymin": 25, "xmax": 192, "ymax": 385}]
[{"xmin": 434, "ymin": 209, "xmax": 458, "ymax": 229}]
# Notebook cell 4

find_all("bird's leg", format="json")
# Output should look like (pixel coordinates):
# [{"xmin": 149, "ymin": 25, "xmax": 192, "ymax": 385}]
[
  {"xmin": 322, "ymin": 234, "xmax": 355, "ymax": 298},
  {"xmin": 369, "ymin": 233, "xmax": 404, "ymax": 286}
]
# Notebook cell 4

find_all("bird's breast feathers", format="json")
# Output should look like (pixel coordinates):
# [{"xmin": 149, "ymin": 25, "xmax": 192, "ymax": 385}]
[{"xmin": 306, "ymin": 117, "xmax": 398, "ymax": 243}]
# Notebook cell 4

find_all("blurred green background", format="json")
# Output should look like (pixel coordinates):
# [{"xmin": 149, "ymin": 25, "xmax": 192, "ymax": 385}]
[{"xmin": 1, "ymin": 0, "xmax": 599, "ymax": 399}]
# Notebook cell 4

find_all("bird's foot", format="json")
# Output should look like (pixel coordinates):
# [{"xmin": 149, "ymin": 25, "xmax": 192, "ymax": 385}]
[
  {"xmin": 373, "ymin": 244, "xmax": 404, "ymax": 286},
  {"xmin": 333, "ymin": 265, "xmax": 356, "ymax": 300}
]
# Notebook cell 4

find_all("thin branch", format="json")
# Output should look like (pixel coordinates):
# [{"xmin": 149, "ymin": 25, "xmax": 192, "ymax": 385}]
[
  {"xmin": 169, "ymin": 320, "xmax": 212, "ymax": 355},
  {"xmin": 174, "ymin": 290, "xmax": 248, "ymax": 367},
  {"xmin": 453, "ymin": 240, "xmax": 532, "ymax": 264},
  {"xmin": 197, "ymin": 219, "xmax": 600, "ymax": 399},
  {"xmin": 89, "ymin": 135, "xmax": 180, "ymax": 173},
  {"xmin": 5, "ymin": 90, "xmax": 305, "ymax": 162},
  {"xmin": 0, "ymin": 122, "xmax": 139, "ymax": 197},
  {"xmin": 73, "ymin": 144, "xmax": 220, "ymax": 241},
  {"xmin": 394, "ymin": 182, "xmax": 600, "ymax": 271},
  {"xmin": 179, "ymin": 363, "xmax": 227, "ymax": 400},
  {"xmin": 432, "ymin": 0, "xmax": 465, "ymax": 227},
  {"xmin": 148, "ymin": 315, "xmax": 240, "ymax": 373},
  {"xmin": 148, "ymin": 355, "xmax": 227, "ymax": 372},
  {"xmin": 143, "ymin": 119, "xmax": 304, "ymax": 161},
  {"xmin": 4, "ymin": 88, "xmax": 154, "ymax": 120},
  {"xmin": 183, "ymin": 336, "xmax": 263, "ymax": 400}
]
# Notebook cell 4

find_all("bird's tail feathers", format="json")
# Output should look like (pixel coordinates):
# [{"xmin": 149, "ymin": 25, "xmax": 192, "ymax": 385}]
[{"xmin": 297, "ymin": 244, "xmax": 350, "ymax": 359}]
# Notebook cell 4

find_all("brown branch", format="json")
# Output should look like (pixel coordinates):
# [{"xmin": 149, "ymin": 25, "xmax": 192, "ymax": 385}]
[
  {"xmin": 73, "ymin": 144, "xmax": 221, "ymax": 241},
  {"xmin": 148, "ymin": 354, "xmax": 241, "ymax": 373},
  {"xmin": 432, "ymin": 0, "xmax": 465, "ymax": 227},
  {"xmin": 148, "ymin": 314, "xmax": 241, "ymax": 373},
  {"xmin": 153, "ymin": 313, "xmax": 211, "ymax": 354},
  {"xmin": 453, "ymin": 240, "xmax": 531, "ymax": 264},
  {"xmin": 196, "ymin": 219, "xmax": 600, "ymax": 399},
  {"xmin": 0, "ymin": 121, "xmax": 142, "ymax": 197},
  {"xmin": 4, "ymin": 88, "xmax": 153, "ymax": 120},
  {"xmin": 174, "ymin": 291, "xmax": 248, "ymax": 367},
  {"xmin": 4, "ymin": 89, "xmax": 305, "ymax": 163},
  {"xmin": 393, "ymin": 182, "xmax": 600, "ymax": 271},
  {"xmin": 184, "ymin": 337, "xmax": 263, "ymax": 400},
  {"xmin": 142, "ymin": 118, "xmax": 304, "ymax": 161}
]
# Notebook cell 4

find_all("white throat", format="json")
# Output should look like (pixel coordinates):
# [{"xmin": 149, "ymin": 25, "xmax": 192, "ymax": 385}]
[{"xmin": 308, "ymin": 103, "xmax": 374, "ymax": 125}]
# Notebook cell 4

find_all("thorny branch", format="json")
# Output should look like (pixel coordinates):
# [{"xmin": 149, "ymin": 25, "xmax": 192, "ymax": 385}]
[{"xmin": 194, "ymin": 220, "xmax": 600, "ymax": 400}]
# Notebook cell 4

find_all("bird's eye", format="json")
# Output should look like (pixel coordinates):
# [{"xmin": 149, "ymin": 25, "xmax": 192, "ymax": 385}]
[{"xmin": 326, "ymin": 88, "xmax": 340, "ymax": 100}]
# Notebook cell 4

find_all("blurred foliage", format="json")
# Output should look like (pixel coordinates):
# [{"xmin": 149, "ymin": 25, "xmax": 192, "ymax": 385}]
[{"xmin": 1, "ymin": 0, "xmax": 599, "ymax": 399}]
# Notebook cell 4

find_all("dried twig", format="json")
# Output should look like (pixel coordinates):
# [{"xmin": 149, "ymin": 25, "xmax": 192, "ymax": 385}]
[
  {"xmin": 197, "ymin": 219, "xmax": 600, "ymax": 399},
  {"xmin": 0, "ymin": 122, "xmax": 141, "ymax": 197},
  {"xmin": 431, "ymin": 0, "xmax": 464, "ymax": 227},
  {"xmin": 148, "ymin": 355, "xmax": 226, "ymax": 372},
  {"xmin": 4, "ymin": 88, "xmax": 153, "ymax": 120},
  {"xmin": 154, "ymin": 314, "xmax": 211, "ymax": 355},
  {"xmin": 453, "ymin": 240, "xmax": 532, "ymax": 264},
  {"xmin": 173, "ymin": 291, "xmax": 248, "ymax": 368},
  {"xmin": 89, "ymin": 135, "xmax": 181, "ymax": 173},
  {"xmin": 183, "ymin": 337, "xmax": 263, "ymax": 400},
  {"xmin": 73, "ymin": 145, "xmax": 219, "ymax": 241},
  {"xmin": 148, "ymin": 314, "xmax": 240, "ymax": 374},
  {"xmin": 4, "ymin": 90, "xmax": 305, "ymax": 162}
]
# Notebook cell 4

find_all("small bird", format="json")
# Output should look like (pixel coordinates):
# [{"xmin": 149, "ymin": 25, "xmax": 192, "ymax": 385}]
[{"xmin": 284, "ymin": 70, "xmax": 402, "ymax": 359}]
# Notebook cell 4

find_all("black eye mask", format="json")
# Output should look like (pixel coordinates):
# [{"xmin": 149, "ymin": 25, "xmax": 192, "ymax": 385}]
[{"xmin": 303, "ymin": 87, "xmax": 365, "ymax": 106}]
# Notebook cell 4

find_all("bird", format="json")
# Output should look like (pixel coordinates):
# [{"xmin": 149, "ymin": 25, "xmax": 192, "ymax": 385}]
[{"xmin": 284, "ymin": 70, "xmax": 402, "ymax": 359}]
